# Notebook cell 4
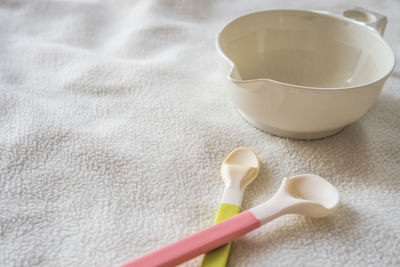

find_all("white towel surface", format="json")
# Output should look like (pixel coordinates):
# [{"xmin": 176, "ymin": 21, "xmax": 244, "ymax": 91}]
[{"xmin": 1, "ymin": 0, "xmax": 399, "ymax": 266}]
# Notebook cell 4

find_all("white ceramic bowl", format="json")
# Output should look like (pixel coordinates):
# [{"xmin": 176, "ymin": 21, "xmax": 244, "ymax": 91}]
[{"xmin": 217, "ymin": 8, "xmax": 395, "ymax": 139}]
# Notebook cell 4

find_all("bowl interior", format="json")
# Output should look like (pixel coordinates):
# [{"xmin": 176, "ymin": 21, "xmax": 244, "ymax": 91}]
[{"xmin": 218, "ymin": 10, "xmax": 394, "ymax": 88}]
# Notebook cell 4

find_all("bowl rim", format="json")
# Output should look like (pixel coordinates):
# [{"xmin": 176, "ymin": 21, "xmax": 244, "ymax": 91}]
[{"xmin": 216, "ymin": 9, "xmax": 396, "ymax": 91}]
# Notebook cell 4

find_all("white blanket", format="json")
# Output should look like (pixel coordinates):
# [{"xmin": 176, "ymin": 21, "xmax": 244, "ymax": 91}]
[{"xmin": 1, "ymin": 0, "xmax": 399, "ymax": 266}]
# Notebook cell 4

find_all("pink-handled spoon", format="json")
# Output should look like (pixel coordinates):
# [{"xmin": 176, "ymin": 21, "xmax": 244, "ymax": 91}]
[{"xmin": 122, "ymin": 174, "xmax": 339, "ymax": 267}]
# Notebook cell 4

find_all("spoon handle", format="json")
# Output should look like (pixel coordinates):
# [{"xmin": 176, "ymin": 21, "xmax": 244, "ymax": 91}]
[
  {"xmin": 121, "ymin": 211, "xmax": 261, "ymax": 267},
  {"xmin": 200, "ymin": 203, "xmax": 241, "ymax": 267}
]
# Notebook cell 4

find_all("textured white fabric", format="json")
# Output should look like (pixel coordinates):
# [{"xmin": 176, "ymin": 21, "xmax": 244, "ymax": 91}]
[{"xmin": 1, "ymin": 0, "xmax": 399, "ymax": 266}]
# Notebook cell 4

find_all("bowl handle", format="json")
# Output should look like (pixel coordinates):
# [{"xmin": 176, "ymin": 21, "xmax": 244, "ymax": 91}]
[{"xmin": 342, "ymin": 7, "xmax": 387, "ymax": 36}]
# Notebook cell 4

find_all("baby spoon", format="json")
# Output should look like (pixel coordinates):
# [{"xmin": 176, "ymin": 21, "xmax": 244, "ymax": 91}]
[
  {"xmin": 201, "ymin": 147, "xmax": 260, "ymax": 267},
  {"xmin": 122, "ymin": 174, "xmax": 339, "ymax": 267}
]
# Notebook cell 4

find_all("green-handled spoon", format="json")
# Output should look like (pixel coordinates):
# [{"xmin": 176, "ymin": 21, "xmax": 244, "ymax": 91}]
[{"xmin": 201, "ymin": 147, "xmax": 260, "ymax": 267}]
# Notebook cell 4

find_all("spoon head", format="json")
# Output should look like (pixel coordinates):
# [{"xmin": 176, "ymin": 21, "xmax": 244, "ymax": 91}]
[
  {"xmin": 221, "ymin": 147, "xmax": 260, "ymax": 188},
  {"xmin": 284, "ymin": 174, "xmax": 340, "ymax": 217}
]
